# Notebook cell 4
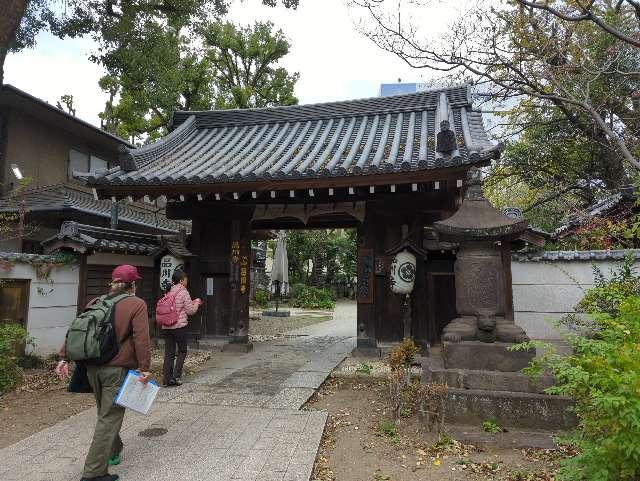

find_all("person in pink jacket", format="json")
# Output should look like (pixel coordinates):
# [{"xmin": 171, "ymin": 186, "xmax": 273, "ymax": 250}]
[{"xmin": 162, "ymin": 270, "xmax": 202, "ymax": 387}]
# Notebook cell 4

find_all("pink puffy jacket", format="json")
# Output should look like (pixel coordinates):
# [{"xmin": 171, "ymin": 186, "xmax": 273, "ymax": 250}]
[{"xmin": 161, "ymin": 284, "xmax": 198, "ymax": 330}]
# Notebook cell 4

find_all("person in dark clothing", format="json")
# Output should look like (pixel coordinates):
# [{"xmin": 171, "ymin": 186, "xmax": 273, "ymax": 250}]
[{"xmin": 161, "ymin": 270, "xmax": 201, "ymax": 387}]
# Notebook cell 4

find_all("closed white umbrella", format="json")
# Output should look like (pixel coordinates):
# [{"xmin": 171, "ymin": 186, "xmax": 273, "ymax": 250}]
[{"xmin": 270, "ymin": 231, "xmax": 289, "ymax": 310}]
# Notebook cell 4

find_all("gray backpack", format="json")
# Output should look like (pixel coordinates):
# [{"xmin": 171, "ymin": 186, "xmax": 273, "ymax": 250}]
[{"xmin": 65, "ymin": 293, "xmax": 130, "ymax": 364}]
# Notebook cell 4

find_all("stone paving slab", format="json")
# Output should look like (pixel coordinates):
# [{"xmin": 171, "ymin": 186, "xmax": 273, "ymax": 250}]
[{"xmin": 0, "ymin": 403, "xmax": 328, "ymax": 481}]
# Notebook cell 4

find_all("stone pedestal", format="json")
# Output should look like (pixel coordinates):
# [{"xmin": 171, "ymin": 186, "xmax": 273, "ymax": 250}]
[{"xmin": 443, "ymin": 341, "xmax": 535, "ymax": 372}]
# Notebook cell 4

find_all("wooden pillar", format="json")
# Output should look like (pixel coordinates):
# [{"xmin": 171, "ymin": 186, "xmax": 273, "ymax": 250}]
[
  {"xmin": 356, "ymin": 215, "xmax": 376, "ymax": 351},
  {"xmin": 188, "ymin": 205, "xmax": 254, "ymax": 351},
  {"xmin": 226, "ymin": 216, "xmax": 252, "ymax": 349}
]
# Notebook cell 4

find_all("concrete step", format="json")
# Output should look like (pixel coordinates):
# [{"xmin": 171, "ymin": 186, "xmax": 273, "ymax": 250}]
[{"xmin": 424, "ymin": 365, "xmax": 555, "ymax": 394}]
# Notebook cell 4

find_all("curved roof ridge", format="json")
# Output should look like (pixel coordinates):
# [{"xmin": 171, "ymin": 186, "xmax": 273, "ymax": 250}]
[{"xmin": 169, "ymin": 84, "xmax": 472, "ymax": 129}]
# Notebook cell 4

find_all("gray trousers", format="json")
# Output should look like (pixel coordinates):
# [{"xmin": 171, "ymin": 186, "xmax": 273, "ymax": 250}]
[{"xmin": 83, "ymin": 365, "xmax": 127, "ymax": 478}]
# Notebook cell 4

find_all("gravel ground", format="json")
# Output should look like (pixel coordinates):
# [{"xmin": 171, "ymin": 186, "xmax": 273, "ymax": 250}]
[{"xmin": 248, "ymin": 313, "xmax": 333, "ymax": 342}]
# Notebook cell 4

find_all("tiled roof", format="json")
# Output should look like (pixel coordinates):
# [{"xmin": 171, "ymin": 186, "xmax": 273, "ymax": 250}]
[
  {"xmin": 0, "ymin": 183, "xmax": 186, "ymax": 233},
  {"xmin": 512, "ymin": 249, "xmax": 640, "ymax": 262},
  {"xmin": 0, "ymin": 252, "xmax": 68, "ymax": 264},
  {"xmin": 42, "ymin": 221, "xmax": 191, "ymax": 256},
  {"xmin": 83, "ymin": 85, "xmax": 501, "ymax": 188},
  {"xmin": 554, "ymin": 192, "xmax": 633, "ymax": 237}
]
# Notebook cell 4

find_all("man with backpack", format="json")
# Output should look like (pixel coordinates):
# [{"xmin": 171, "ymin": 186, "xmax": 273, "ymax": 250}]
[{"xmin": 55, "ymin": 265, "xmax": 151, "ymax": 481}]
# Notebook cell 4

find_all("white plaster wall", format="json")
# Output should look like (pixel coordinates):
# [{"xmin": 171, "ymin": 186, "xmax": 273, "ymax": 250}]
[
  {"xmin": 511, "ymin": 258, "xmax": 640, "ymax": 340},
  {"xmin": 2, "ymin": 262, "xmax": 79, "ymax": 356}
]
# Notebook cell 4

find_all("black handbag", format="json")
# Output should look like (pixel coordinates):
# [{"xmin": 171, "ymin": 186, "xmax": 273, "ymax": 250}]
[{"xmin": 67, "ymin": 362, "xmax": 93, "ymax": 393}]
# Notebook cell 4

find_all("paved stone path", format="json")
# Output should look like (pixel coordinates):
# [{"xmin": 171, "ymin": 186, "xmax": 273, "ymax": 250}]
[{"xmin": 0, "ymin": 301, "xmax": 357, "ymax": 481}]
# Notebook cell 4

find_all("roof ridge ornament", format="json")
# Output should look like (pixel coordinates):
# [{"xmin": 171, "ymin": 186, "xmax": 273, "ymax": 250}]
[{"xmin": 118, "ymin": 144, "xmax": 137, "ymax": 172}]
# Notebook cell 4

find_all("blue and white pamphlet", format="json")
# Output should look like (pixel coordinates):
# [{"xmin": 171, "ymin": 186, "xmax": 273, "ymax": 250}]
[{"xmin": 114, "ymin": 370, "xmax": 159, "ymax": 415}]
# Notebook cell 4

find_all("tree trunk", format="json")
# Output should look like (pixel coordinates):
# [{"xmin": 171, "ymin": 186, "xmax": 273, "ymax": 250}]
[{"xmin": 0, "ymin": 0, "xmax": 29, "ymax": 85}]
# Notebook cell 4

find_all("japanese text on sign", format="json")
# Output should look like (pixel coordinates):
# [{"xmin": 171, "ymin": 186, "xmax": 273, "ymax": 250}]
[
  {"xmin": 357, "ymin": 249, "xmax": 374, "ymax": 304},
  {"xmin": 160, "ymin": 255, "xmax": 183, "ymax": 291},
  {"xmin": 240, "ymin": 256, "xmax": 249, "ymax": 294},
  {"xmin": 231, "ymin": 240, "xmax": 240, "ymax": 264}
]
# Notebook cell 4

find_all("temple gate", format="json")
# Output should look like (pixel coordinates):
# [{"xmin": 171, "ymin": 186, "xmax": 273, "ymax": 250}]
[{"xmin": 83, "ymin": 84, "xmax": 513, "ymax": 353}]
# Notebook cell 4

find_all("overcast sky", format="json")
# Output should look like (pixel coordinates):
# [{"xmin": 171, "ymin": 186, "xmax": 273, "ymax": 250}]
[{"xmin": 4, "ymin": 0, "xmax": 465, "ymax": 127}]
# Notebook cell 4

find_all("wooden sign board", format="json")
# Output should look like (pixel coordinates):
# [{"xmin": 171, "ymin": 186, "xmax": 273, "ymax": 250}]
[{"xmin": 357, "ymin": 249, "xmax": 374, "ymax": 304}]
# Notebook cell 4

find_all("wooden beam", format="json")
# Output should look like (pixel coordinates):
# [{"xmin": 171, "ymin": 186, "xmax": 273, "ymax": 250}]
[{"xmin": 93, "ymin": 164, "xmax": 481, "ymax": 198}]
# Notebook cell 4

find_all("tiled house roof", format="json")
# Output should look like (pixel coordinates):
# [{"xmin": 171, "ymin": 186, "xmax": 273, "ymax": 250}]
[
  {"xmin": 0, "ymin": 183, "xmax": 186, "ymax": 233},
  {"xmin": 82, "ymin": 85, "xmax": 501, "ymax": 188},
  {"xmin": 41, "ymin": 221, "xmax": 191, "ymax": 256}
]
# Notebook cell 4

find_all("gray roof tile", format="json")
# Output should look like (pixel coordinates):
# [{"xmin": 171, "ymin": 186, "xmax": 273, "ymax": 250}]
[
  {"xmin": 0, "ymin": 183, "xmax": 186, "ymax": 233},
  {"xmin": 513, "ymin": 249, "xmax": 640, "ymax": 262},
  {"xmin": 82, "ymin": 85, "xmax": 501, "ymax": 187},
  {"xmin": 41, "ymin": 221, "xmax": 191, "ymax": 256}
]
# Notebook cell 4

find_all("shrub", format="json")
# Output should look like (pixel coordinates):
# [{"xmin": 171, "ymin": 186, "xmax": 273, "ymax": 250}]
[
  {"xmin": 482, "ymin": 420, "xmax": 502, "ymax": 433},
  {"xmin": 252, "ymin": 289, "xmax": 270, "ymax": 309},
  {"xmin": 291, "ymin": 286, "xmax": 335, "ymax": 309},
  {"xmin": 0, "ymin": 323, "xmax": 28, "ymax": 393},
  {"xmin": 576, "ymin": 254, "xmax": 640, "ymax": 317},
  {"xmin": 355, "ymin": 362, "xmax": 372, "ymax": 376},
  {"xmin": 376, "ymin": 419, "xmax": 399, "ymax": 443},
  {"xmin": 515, "ymin": 261, "xmax": 640, "ymax": 481}
]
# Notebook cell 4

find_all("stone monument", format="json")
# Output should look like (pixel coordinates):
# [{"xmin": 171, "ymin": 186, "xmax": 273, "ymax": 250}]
[
  {"xmin": 433, "ymin": 167, "xmax": 532, "ymax": 370},
  {"xmin": 420, "ymin": 168, "xmax": 575, "ymax": 430}
]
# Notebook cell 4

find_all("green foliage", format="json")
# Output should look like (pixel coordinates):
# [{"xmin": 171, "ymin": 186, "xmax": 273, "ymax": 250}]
[
  {"xmin": 481, "ymin": 420, "xmax": 502, "ymax": 434},
  {"xmin": 12, "ymin": 1, "xmax": 300, "ymax": 53},
  {"xmin": 252, "ymin": 289, "xmax": 270, "ymax": 309},
  {"xmin": 376, "ymin": 419, "xmax": 399, "ymax": 443},
  {"xmin": 0, "ymin": 324, "xmax": 28, "ymax": 393},
  {"xmin": 549, "ymin": 298, "xmax": 640, "ymax": 481},
  {"xmin": 98, "ymin": 19, "xmax": 298, "ymax": 141},
  {"xmin": 291, "ymin": 286, "xmax": 335, "ymax": 310},
  {"xmin": 480, "ymin": 1, "xmax": 640, "ymax": 231},
  {"xmin": 576, "ymin": 254, "xmax": 640, "ymax": 316},
  {"xmin": 285, "ymin": 229, "xmax": 356, "ymax": 288},
  {"xmin": 355, "ymin": 362, "xmax": 373, "ymax": 376},
  {"xmin": 518, "ymin": 261, "xmax": 640, "ymax": 480}
]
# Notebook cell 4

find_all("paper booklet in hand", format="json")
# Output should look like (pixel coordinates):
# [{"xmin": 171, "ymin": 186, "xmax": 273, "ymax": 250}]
[{"xmin": 114, "ymin": 370, "xmax": 159, "ymax": 415}]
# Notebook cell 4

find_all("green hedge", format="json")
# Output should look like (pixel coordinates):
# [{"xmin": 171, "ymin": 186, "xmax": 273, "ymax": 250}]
[{"xmin": 291, "ymin": 286, "xmax": 335, "ymax": 309}]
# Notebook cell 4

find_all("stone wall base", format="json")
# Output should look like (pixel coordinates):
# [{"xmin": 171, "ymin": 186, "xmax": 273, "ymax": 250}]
[{"xmin": 443, "ymin": 388, "xmax": 576, "ymax": 430}]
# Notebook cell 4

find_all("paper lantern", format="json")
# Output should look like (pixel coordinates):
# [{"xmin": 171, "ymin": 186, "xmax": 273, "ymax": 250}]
[{"xmin": 390, "ymin": 249, "xmax": 416, "ymax": 294}]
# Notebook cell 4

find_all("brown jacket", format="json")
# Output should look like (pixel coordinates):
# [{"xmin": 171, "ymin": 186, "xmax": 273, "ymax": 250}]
[{"xmin": 60, "ymin": 295, "xmax": 151, "ymax": 372}]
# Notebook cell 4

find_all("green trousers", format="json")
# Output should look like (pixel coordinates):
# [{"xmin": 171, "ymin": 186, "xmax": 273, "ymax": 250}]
[{"xmin": 83, "ymin": 365, "xmax": 127, "ymax": 479}]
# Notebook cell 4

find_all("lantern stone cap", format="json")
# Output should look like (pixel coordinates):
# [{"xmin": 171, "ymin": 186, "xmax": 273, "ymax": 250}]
[{"xmin": 434, "ymin": 167, "xmax": 528, "ymax": 241}]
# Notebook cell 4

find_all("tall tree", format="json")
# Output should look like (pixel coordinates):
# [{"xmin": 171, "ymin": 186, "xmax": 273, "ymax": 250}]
[
  {"xmin": 99, "ymin": 20, "xmax": 298, "ymax": 142},
  {"xmin": 0, "ymin": 0, "xmax": 28, "ymax": 84},
  {"xmin": 0, "ymin": 0, "xmax": 301, "ymax": 85},
  {"xmin": 354, "ymin": 0, "xmax": 640, "ymax": 171}
]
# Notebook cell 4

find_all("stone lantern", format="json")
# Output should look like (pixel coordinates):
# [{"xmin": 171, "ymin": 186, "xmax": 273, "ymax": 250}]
[{"xmin": 434, "ymin": 167, "xmax": 530, "ymax": 345}]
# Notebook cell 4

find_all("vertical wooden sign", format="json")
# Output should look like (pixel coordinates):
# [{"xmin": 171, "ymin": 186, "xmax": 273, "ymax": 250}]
[{"xmin": 357, "ymin": 248, "xmax": 374, "ymax": 304}]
